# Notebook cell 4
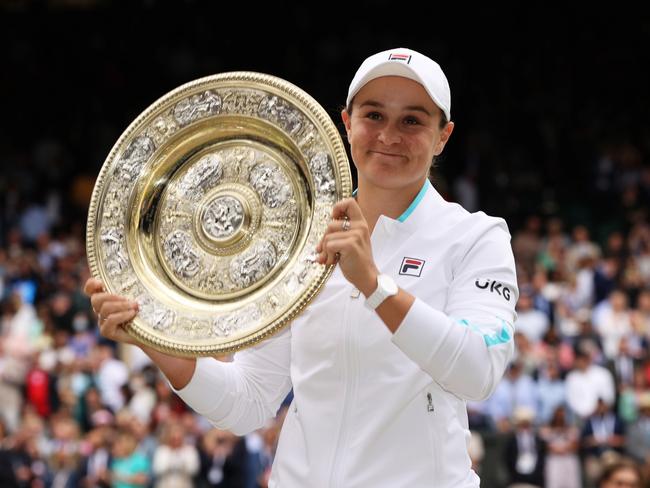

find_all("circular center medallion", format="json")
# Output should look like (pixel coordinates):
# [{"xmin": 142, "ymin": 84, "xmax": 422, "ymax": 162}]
[{"xmin": 201, "ymin": 195, "xmax": 244, "ymax": 241}]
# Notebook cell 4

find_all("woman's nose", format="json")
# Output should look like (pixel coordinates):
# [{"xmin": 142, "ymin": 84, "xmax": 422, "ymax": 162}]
[{"xmin": 377, "ymin": 124, "xmax": 401, "ymax": 145}]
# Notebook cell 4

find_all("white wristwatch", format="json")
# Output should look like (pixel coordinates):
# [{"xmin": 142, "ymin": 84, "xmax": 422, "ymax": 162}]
[{"xmin": 365, "ymin": 273, "xmax": 399, "ymax": 310}]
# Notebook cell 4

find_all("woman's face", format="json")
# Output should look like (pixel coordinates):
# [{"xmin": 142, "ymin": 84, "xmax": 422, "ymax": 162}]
[
  {"xmin": 601, "ymin": 467, "xmax": 641, "ymax": 488},
  {"xmin": 342, "ymin": 76, "xmax": 453, "ymax": 194}
]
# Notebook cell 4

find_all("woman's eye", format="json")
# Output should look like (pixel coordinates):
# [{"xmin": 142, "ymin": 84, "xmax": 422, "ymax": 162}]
[
  {"xmin": 366, "ymin": 112, "xmax": 382, "ymax": 120},
  {"xmin": 404, "ymin": 116, "xmax": 420, "ymax": 125}
]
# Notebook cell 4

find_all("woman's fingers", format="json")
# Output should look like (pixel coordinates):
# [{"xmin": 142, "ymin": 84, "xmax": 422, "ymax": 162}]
[
  {"xmin": 90, "ymin": 293, "xmax": 128, "ymax": 316},
  {"xmin": 83, "ymin": 278, "xmax": 139, "ymax": 345},
  {"xmin": 325, "ymin": 219, "xmax": 350, "ymax": 234},
  {"xmin": 98, "ymin": 309, "xmax": 138, "ymax": 343},
  {"xmin": 83, "ymin": 278, "xmax": 104, "ymax": 296},
  {"xmin": 331, "ymin": 197, "xmax": 363, "ymax": 221},
  {"xmin": 100, "ymin": 308, "xmax": 138, "ymax": 329},
  {"xmin": 319, "ymin": 236, "xmax": 353, "ymax": 266},
  {"xmin": 99, "ymin": 299, "xmax": 138, "ymax": 318}
]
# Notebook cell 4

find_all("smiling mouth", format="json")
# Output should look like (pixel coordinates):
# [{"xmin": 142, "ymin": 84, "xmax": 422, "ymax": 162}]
[{"xmin": 370, "ymin": 150, "xmax": 404, "ymax": 158}]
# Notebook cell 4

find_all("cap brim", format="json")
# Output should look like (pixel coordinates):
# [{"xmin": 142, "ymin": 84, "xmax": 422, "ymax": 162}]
[{"xmin": 346, "ymin": 62, "xmax": 449, "ymax": 120}]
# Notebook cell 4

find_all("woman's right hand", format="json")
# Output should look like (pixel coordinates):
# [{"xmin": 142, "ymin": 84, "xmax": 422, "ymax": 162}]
[
  {"xmin": 84, "ymin": 278, "xmax": 197, "ymax": 389},
  {"xmin": 84, "ymin": 278, "xmax": 139, "ymax": 345}
]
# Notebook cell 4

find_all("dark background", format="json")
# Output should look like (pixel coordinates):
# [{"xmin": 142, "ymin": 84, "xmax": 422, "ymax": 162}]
[{"xmin": 1, "ymin": 2, "xmax": 649, "ymax": 240}]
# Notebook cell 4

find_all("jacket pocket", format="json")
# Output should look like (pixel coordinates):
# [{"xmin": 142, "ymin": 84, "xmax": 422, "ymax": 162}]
[{"xmin": 423, "ymin": 389, "xmax": 440, "ymax": 479}]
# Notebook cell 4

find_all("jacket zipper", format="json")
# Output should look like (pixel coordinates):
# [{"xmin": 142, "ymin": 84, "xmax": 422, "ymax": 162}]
[
  {"xmin": 330, "ymin": 223, "xmax": 385, "ymax": 486},
  {"xmin": 427, "ymin": 392, "xmax": 435, "ymax": 412},
  {"xmin": 329, "ymin": 292, "xmax": 359, "ymax": 487}
]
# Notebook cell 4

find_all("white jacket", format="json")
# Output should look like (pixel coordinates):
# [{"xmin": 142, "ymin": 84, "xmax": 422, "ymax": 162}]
[{"xmin": 174, "ymin": 181, "xmax": 518, "ymax": 487}]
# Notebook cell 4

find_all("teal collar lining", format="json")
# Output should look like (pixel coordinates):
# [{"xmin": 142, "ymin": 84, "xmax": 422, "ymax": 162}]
[{"xmin": 350, "ymin": 180, "xmax": 430, "ymax": 223}]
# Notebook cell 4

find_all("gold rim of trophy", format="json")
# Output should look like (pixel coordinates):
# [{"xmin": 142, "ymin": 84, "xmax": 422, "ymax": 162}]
[{"xmin": 86, "ymin": 72, "xmax": 352, "ymax": 357}]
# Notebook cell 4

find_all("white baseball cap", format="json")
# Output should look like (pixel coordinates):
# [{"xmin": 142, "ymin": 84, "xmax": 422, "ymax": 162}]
[{"xmin": 346, "ymin": 47, "xmax": 451, "ymax": 120}]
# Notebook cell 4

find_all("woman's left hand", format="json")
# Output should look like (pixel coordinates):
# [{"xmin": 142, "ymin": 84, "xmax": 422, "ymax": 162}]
[{"xmin": 316, "ymin": 198, "xmax": 379, "ymax": 296}]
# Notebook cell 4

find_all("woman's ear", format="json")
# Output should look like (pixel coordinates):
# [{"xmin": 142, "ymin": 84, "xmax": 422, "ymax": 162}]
[
  {"xmin": 341, "ymin": 109, "xmax": 352, "ymax": 139},
  {"xmin": 434, "ymin": 121, "xmax": 455, "ymax": 156}
]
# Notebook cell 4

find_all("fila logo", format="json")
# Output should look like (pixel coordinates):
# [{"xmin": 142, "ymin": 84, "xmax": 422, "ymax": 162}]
[
  {"xmin": 388, "ymin": 53, "xmax": 412, "ymax": 64},
  {"xmin": 400, "ymin": 257, "xmax": 425, "ymax": 277},
  {"xmin": 475, "ymin": 279, "xmax": 512, "ymax": 301}
]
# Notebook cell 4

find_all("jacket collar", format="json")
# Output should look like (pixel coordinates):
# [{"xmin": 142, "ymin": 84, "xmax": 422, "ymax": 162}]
[{"xmin": 377, "ymin": 179, "xmax": 443, "ymax": 235}]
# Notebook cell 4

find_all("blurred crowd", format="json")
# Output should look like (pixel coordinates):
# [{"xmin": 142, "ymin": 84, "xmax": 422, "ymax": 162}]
[
  {"xmin": 0, "ymin": 191, "xmax": 287, "ymax": 487},
  {"xmin": 2, "ymin": 141, "xmax": 650, "ymax": 488},
  {"xmin": 468, "ymin": 200, "xmax": 650, "ymax": 487}
]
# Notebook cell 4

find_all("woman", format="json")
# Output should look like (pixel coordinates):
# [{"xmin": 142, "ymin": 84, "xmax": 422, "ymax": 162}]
[
  {"xmin": 597, "ymin": 459, "xmax": 643, "ymax": 488},
  {"xmin": 539, "ymin": 405, "xmax": 581, "ymax": 488},
  {"xmin": 85, "ymin": 47, "xmax": 519, "ymax": 487},
  {"xmin": 152, "ymin": 422, "xmax": 200, "ymax": 488},
  {"xmin": 109, "ymin": 430, "xmax": 150, "ymax": 488}
]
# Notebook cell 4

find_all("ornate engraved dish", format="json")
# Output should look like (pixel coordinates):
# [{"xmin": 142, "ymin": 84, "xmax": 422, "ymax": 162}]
[{"xmin": 86, "ymin": 72, "xmax": 351, "ymax": 356}]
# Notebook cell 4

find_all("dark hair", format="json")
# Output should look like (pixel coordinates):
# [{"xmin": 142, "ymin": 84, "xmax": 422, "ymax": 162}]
[{"xmin": 598, "ymin": 459, "xmax": 643, "ymax": 487}]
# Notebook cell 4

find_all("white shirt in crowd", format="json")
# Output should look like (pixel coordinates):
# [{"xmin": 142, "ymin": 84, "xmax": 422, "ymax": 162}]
[{"xmin": 565, "ymin": 364, "xmax": 615, "ymax": 418}]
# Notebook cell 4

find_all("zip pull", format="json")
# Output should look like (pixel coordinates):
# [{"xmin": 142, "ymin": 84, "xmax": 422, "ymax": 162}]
[{"xmin": 427, "ymin": 392, "xmax": 434, "ymax": 412}]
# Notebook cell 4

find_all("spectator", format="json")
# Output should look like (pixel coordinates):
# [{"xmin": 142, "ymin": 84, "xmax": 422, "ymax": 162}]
[
  {"xmin": 566, "ymin": 225, "xmax": 601, "ymax": 275},
  {"xmin": 539, "ymin": 406, "xmax": 581, "ymax": 488},
  {"xmin": 581, "ymin": 398, "xmax": 626, "ymax": 485},
  {"xmin": 48, "ymin": 414, "xmax": 82, "ymax": 487},
  {"xmin": 487, "ymin": 361, "xmax": 539, "ymax": 431},
  {"xmin": 109, "ymin": 430, "xmax": 150, "ymax": 488},
  {"xmin": 504, "ymin": 406, "xmax": 546, "ymax": 488},
  {"xmin": 77, "ymin": 425, "xmax": 113, "ymax": 488},
  {"xmin": 515, "ymin": 287, "xmax": 550, "ymax": 344},
  {"xmin": 597, "ymin": 458, "xmax": 643, "ymax": 488},
  {"xmin": 536, "ymin": 360, "xmax": 566, "ymax": 425},
  {"xmin": 631, "ymin": 288, "xmax": 650, "ymax": 337},
  {"xmin": 512, "ymin": 215, "xmax": 543, "ymax": 279},
  {"xmin": 594, "ymin": 256, "xmax": 622, "ymax": 305},
  {"xmin": 625, "ymin": 392, "xmax": 650, "ymax": 466},
  {"xmin": 198, "ymin": 428, "xmax": 248, "ymax": 488},
  {"xmin": 152, "ymin": 422, "xmax": 200, "ymax": 488},
  {"xmin": 93, "ymin": 343, "xmax": 129, "ymax": 414},
  {"xmin": 594, "ymin": 290, "xmax": 632, "ymax": 360},
  {"xmin": 530, "ymin": 270, "xmax": 554, "ymax": 323},
  {"xmin": 565, "ymin": 349, "xmax": 615, "ymax": 419},
  {"xmin": 606, "ymin": 336, "xmax": 642, "ymax": 394}
]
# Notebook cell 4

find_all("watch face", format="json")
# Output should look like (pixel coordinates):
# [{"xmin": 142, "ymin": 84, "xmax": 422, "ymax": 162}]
[{"xmin": 379, "ymin": 274, "xmax": 398, "ymax": 294}]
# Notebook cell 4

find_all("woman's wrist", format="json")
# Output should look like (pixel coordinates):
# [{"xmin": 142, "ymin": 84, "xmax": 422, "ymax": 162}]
[{"xmin": 357, "ymin": 268, "xmax": 379, "ymax": 298}]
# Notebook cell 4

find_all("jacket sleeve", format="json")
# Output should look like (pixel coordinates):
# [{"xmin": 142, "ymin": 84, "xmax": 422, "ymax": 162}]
[
  {"xmin": 391, "ymin": 218, "xmax": 518, "ymax": 401},
  {"xmin": 171, "ymin": 327, "xmax": 293, "ymax": 435}
]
